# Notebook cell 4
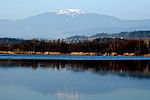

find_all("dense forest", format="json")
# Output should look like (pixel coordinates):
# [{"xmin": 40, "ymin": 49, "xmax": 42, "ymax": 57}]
[{"xmin": 0, "ymin": 38, "xmax": 149, "ymax": 55}]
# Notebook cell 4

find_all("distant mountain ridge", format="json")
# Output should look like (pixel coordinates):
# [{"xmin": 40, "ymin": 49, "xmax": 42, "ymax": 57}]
[
  {"xmin": 0, "ymin": 9, "xmax": 150, "ymax": 39},
  {"xmin": 91, "ymin": 31, "xmax": 150, "ymax": 39},
  {"xmin": 0, "ymin": 38, "xmax": 23, "ymax": 42},
  {"xmin": 67, "ymin": 31, "xmax": 150, "ymax": 41},
  {"xmin": 0, "ymin": 31, "xmax": 149, "ymax": 43}
]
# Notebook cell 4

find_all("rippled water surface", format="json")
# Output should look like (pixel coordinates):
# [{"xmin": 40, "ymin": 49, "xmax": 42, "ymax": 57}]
[{"xmin": 0, "ymin": 55, "xmax": 150, "ymax": 100}]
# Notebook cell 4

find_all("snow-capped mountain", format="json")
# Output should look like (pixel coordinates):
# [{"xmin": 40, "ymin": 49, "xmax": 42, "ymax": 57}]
[
  {"xmin": 56, "ymin": 9, "xmax": 87, "ymax": 15},
  {"xmin": 0, "ymin": 9, "xmax": 150, "ymax": 39}
]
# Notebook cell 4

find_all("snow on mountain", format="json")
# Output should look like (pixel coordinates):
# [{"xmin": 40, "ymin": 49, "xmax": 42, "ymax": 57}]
[{"xmin": 56, "ymin": 9, "xmax": 87, "ymax": 15}]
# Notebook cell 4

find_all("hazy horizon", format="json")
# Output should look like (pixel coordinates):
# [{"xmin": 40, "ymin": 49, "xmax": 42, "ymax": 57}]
[{"xmin": 0, "ymin": 0, "xmax": 150, "ymax": 20}]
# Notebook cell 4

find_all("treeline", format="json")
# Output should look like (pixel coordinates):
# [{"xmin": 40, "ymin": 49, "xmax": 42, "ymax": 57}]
[{"xmin": 0, "ymin": 38, "xmax": 149, "ymax": 55}]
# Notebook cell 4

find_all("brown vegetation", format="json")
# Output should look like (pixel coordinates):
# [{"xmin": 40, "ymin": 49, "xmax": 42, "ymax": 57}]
[
  {"xmin": 0, "ymin": 38, "xmax": 149, "ymax": 56},
  {"xmin": 0, "ymin": 51, "xmax": 149, "ymax": 56}
]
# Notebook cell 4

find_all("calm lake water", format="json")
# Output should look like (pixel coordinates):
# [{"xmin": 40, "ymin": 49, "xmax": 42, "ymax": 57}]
[{"xmin": 0, "ymin": 54, "xmax": 150, "ymax": 100}]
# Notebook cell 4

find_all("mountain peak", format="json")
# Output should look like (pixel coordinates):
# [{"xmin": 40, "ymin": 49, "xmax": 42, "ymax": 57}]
[{"xmin": 56, "ymin": 9, "xmax": 87, "ymax": 15}]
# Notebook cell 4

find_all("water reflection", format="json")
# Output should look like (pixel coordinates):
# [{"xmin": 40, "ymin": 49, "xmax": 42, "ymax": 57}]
[
  {"xmin": 0, "ymin": 60, "xmax": 150, "ymax": 79},
  {"xmin": 0, "ymin": 59, "xmax": 150, "ymax": 100}
]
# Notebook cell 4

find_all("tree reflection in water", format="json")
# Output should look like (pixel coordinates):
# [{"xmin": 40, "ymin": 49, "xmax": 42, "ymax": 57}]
[{"xmin": 0, "ymin": 59, "xmax": 149, "ymax": 79}]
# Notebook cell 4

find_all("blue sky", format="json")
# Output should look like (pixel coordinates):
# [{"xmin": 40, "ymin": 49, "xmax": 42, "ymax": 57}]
[{"xmin": 0, "ymin": 0, "xmax": 150, "ymax": 20}]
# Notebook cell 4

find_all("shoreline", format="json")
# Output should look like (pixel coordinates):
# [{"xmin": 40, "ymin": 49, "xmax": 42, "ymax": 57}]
[{"xmin": 0, "ymin": 51, "xmax": 149, "ymax": 57}]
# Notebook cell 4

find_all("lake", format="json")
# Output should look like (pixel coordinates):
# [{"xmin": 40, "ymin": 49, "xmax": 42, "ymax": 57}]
[{"xmin": 0, "ymin": 54, "xmax": 150, "ymax": 100}]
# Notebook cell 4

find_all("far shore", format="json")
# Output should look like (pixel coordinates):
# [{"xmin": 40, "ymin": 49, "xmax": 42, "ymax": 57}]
[{"xmin": 0, "ymin": 51, "xmax": 149, "ymax": 57}]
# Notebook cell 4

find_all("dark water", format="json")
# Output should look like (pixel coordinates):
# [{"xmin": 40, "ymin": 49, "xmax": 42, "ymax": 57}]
[{"xmin": 0, "ymin": 56, "xmax": 150, "ymax": 100}]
